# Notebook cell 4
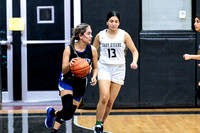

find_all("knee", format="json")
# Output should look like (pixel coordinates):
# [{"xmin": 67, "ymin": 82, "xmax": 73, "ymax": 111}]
[
  {"xmin": 100, "ymin": 95, "xmax": 109, "ymax": 104},
  {"xmin": 56, "ymin": 109, "xmax": 73, "ymax": 121},
  {"xmin": 62, "ymin": 112, "xmax": 73, "ymax": 120},
  {"xmin": 107, "ymin": 100, "xmax": 114, "ymax": 108},
  {"xmin": 56, "ymin": 105, "xmax": 77, "ymax": 122},
  {"xmin": 61, "ymin": 105, "xmax": 77, "ymax": 120}
]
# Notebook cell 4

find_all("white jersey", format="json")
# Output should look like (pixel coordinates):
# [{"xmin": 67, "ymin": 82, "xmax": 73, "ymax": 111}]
[{"xmin": 99, "ymin": 29, "xmax": 126, "ymax": 65}]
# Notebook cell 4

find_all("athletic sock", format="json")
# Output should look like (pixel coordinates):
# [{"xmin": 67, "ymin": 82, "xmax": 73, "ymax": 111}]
[{"xmin": 96, "ymin": 121, "xmax": 102, "ymax": 125}]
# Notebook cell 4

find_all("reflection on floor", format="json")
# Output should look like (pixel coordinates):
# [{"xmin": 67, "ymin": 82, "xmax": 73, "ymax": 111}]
[
  {"xmin": 0, "ymin": 113, "xmax": 95, "ymax": 133},
  {"xmin": 1, "ymin": 104, "xmax": 200, "ymax": 133}
]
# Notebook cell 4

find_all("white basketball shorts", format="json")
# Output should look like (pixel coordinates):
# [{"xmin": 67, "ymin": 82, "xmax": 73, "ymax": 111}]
[{"xmin": 97, "ymin": 61, "xmax": 125, "ymax": 85}]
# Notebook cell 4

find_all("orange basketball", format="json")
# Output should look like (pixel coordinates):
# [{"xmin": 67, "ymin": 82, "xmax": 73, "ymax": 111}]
[{"xmin": 70, "ymin": 58, "xmax": 90, "ymax": 78}]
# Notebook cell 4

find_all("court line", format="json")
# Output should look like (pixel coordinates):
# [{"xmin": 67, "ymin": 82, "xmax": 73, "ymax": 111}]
[
  {"xmin": 73, "ymin": 116, "xmax": 94, "ymax": 131},
  {"xmin": 73, "ymin": 116, "xmax": 112, "ymax": 133}
]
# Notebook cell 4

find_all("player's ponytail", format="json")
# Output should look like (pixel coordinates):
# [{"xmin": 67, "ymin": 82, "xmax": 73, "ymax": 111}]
[{"xmin": 70, "ymin": 23, "xmax": 90, "ymax": 57}]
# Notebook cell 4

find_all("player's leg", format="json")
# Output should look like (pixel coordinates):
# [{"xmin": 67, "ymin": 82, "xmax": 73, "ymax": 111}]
[
  {"xmin": 94, "ymin": 62, "xmax": 112, "ymax": 133},
  {"xmin": 102, "ymin": 82, "xmax": 121, "ymax": 123},
  {"xmin": 96, "ymin": 80, "xmax": 111, "ymax": 121},
  {"xmin": 101, "ymin": 64, "xmax": 125, "ymax": 128},
  {"xmin": 51, "ymin": 90, "xmax": 74, "ymax": 132},
  {"xmin": 52, "ymin": 96, "xmax": 81, "ymax": 133},
  {"xmin": 96, "ymin": 62, "xmax": 111, "ymax": 122},
  {"xmin": 94, "ymin": 80, "xmax": 111, "ymax": 133},
  {"xmin": 45, "ymin": 89, "xmax": 73, "ymax": 129}
]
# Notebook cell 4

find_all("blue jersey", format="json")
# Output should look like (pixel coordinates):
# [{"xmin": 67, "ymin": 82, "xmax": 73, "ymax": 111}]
[{"xmin": 59, "ymin": 44, "xmax": 92, "ymax": 98}]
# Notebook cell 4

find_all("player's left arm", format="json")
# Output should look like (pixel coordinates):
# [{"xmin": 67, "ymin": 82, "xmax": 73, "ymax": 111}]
[
  {"xmin": 124, "ymin": 32, "xmax": 139, "ymax": 69},
  {"xmin": 90, "ymin": 45, "xmax": 98, "ymax": 86},
  {"xmin": 183, "ymin": 54, "xmax": 200, "ymax": 60}
]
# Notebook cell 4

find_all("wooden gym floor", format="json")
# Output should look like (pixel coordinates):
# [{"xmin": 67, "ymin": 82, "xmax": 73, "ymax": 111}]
[{"xmin": 1, "ymin": 104, "xmax": 200, "ymax": 133}]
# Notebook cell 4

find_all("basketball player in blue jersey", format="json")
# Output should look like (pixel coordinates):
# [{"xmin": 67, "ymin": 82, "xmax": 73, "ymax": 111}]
[
  {"xmin": 183, "ymin": 17, "xmax": 200, "ymax": 60},
  {"xmin": 44, "ymin": 23, "xmax": 98, "ymax": 133},
  {"xmin": 183, "ymin": 17, "xmax": 200, "ymax": 99},
  {"xmin": 93, "ymin": 11, "xmax": 139, "ymax": 133}
]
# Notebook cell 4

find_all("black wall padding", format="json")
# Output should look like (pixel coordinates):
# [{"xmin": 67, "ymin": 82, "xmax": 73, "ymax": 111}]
[
  {"xmin": 0, "ymin": 44, "xmax": 2, "ymax": 107},
  {"xmin": 0, "ymin": 0, "xmax": 6, "ymax": 40},
  {"xmin": 196, "ymin": 0, "xmax": 200, "ymax": 106},
  {"xmin": 140, "ymin": 37, "xmax": 196, "ymax": 107},
  {"xmin": 196, "ymin": 32, "xmax": 200, "ymax": 106},
  {"xmin": 81, "ymin": 0, "xmax": 140, "ymax": 108},
  {"xmin": 27, "ymin": 0, "xmax": 64, "ymax": 40},
  {"xmin": 27, "ymin": 44, "xmax": 63, "ymax": 91}
]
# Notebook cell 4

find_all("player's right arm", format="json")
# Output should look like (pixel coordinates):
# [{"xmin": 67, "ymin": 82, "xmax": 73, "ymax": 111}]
[{"xmin": 62, "ymin": 46, "xmax": 71, "ymax": 74}]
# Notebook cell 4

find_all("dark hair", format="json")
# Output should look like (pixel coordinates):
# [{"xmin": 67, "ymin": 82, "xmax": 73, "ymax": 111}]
[
  {"xmin": 106, "ymin": 11, "xmax": 120, "ymax": 22},
  {"xmin": 196, "ymin": 15, "xmax": 200, "ymax": 19},
  {"xmin": 70, "ymin": 23, "xmax": 90, "ymax": 46}
]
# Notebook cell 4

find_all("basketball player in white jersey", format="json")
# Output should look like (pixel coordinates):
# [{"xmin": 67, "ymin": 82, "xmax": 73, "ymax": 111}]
[{"xmin": 93, "ymin": 11, "xmax": 139, "ymax": 133}]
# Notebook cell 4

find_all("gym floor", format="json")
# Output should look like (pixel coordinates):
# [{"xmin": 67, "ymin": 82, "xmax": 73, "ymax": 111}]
[{"xmin": 1, "ymin": 102, "xmax": 200, "ymax": 133}]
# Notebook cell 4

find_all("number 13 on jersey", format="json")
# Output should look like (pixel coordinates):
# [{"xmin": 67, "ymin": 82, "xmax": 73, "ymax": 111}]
[{"xmin": 107, "ymin": 48, "xmax": 116, "ymax": 58}]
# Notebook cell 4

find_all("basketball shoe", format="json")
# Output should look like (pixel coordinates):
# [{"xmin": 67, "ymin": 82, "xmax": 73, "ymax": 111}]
[
  {"xmin": 45, "ymin": 106, "xmax": 55, "ymax": 128},
  {"xmin": 94, "ymin": 124, "xmax": 103, "ymax": 133}
]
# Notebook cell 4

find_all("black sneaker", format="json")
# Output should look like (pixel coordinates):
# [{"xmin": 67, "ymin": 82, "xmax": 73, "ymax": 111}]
[{"xmin": 94, "ymin": 125, "xmax": 102, "ymax": 133}]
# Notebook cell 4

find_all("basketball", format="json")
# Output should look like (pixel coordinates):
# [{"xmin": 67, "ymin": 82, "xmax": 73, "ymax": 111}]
[{"xmin": 70, "ymin": 58, "xmax": 90, "ymax": 78}]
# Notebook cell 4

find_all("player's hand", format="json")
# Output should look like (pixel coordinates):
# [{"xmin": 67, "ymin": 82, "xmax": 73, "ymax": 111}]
[
  {"xmin": 130, "ymin": 62, "xmax": 138, "ymax": 69},
  {"xmin": 183, "ymin": 54, "xmax": 191, "ymax": 60},
  {"xmin": 90, "ymin": 77, "xmax": 97, "ymax": 86},
  {"xmin": 69, "ymin": 57, "xmax": 79, "ymax": 66}
]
